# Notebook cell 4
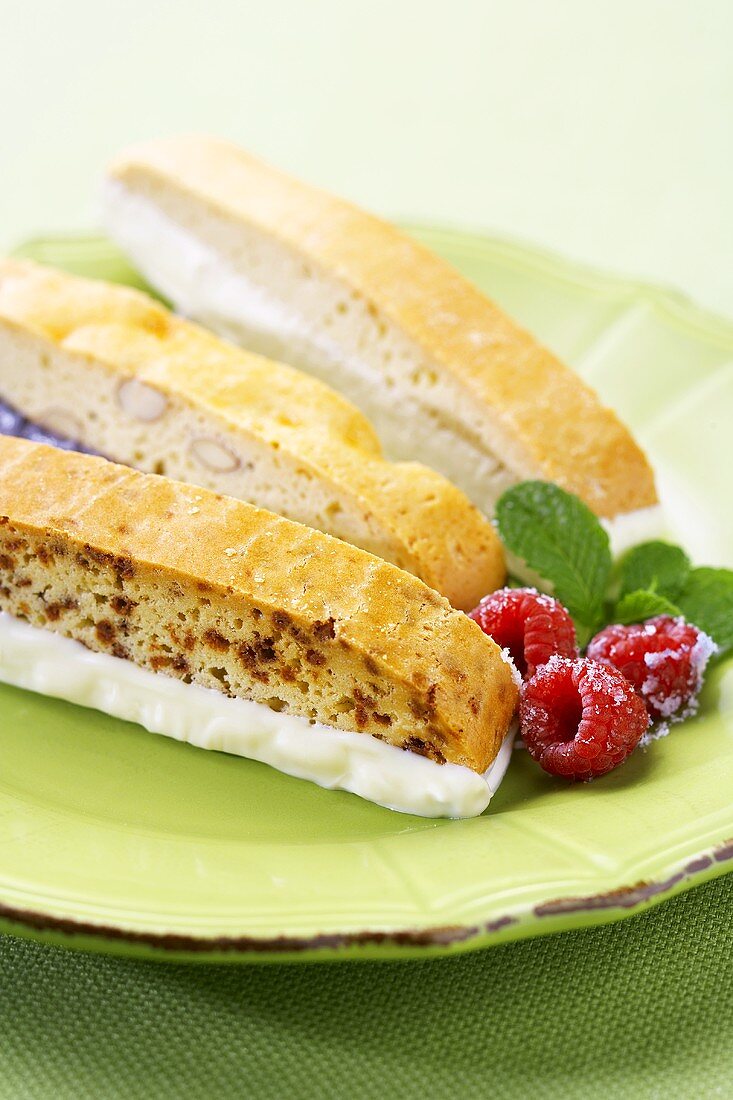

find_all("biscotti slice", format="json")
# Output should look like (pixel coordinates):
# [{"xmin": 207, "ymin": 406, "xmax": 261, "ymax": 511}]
[
  {"xmin": 0, "ymin": 258, "xmax": 505, "ymax": 611},
  {"xmin": 104, "ymin": 134, "xmax": 658, "ymax": 525},
  {"xmin": 0, "ymin": 437, "xmax": 518, "ymax": 798}
]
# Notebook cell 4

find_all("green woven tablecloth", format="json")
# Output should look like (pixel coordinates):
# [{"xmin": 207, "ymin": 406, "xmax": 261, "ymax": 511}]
[{"xmin": 1, "ymin": 875, "xmax": 731, "ymax": 1099}]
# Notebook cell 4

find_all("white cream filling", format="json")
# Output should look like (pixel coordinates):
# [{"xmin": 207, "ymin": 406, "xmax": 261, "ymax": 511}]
[
  {"xmin": 103, "ymin": 185, "xmax": 669, "ymax": 533},
  {"xmin": 102, "ymin": 182, "xmax": 305, "ymax": 352},
  {"xmin": 102, "ymin": 182, "xmax": 517, "ymax": 513},
  {"xmin": 0, "ymin": 613, "xmax": 514, "ymax": 819},
  {"xmin": 601, "ymin": 503, "xmax": 669, "ymax": 558}
]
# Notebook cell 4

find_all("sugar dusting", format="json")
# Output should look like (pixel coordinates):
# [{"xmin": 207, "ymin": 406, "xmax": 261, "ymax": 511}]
[
  {"xmin": 640, "ymin": 619, "xmax": 717, "ymax": 719},
  {"xmin": 498, "ymin": 645, "xmax": 523, "ymax": 690}
]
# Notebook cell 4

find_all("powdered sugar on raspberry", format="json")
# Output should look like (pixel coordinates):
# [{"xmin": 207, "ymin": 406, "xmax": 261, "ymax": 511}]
[
  {"xmin": 639, "ymin": 720, "xmax": 672, "ymax": 749},
  {"xmin": 690, "ymin": 628, "xmax": 719, "ymax": 682},
  {"xmin": 519, "ymin": 655, "xmax": 650, "ymax": 780},
  {"xmin": 587, "ymin": 615, "xmax": 716, "ymax": 723},
  {"xmin": 498, "ymin": 645, "xmax": 523, "ymax": 690},
  {"xmin": 640, "ymin": 625, "xmax": 717, "ymax": 718},
  {"xmin": 469, "ymin": 586, "xmax": 577, "ymax": 679}
]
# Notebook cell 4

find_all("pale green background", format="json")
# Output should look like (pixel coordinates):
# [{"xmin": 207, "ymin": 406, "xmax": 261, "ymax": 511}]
[
  {"xmin": 1, "ymin": 6, "xmax": 732, "ymax": 1095},
  {"xmin": 1, "ymin": 0, "xmax": 731, "ymax": 313}
]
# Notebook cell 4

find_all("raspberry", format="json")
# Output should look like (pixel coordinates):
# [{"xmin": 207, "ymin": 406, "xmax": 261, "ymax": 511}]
[
  {"xmin": 586, "ymin": 616, "xmax": 716, "ymax": 721},
  {"xmin": 469, "ymin": 587, "xmax": 577, "ymax": 679},
  {"xmin": 520, "ymin": 656, "xmax": 649, "ymax": 779}
]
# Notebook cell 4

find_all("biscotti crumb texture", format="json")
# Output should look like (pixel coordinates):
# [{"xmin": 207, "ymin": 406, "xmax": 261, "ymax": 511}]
[
  {"xmin": 0, "ymin": 437, "xmax": 518, "ymax": 772},
  {"xmin": 0, "ymin": 258, "xmax": 505, "ymax": 610},
  {"xmin": 106, "ymin": 135, "xmax": 657, "ymax": 519}
]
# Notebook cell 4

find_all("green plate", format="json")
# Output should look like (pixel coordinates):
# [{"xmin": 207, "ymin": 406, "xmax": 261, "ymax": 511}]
[{"xmin": 2, "ymin": 229, "xmax": 732, "ymax": 963}]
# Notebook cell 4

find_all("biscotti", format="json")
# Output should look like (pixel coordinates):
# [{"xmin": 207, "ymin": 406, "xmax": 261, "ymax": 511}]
[
  {"xmin": 103, "ymin": 134, "xmax": 657, "ymax": 523},
  {"xmin": 0, "ymin": 258, "xmax": 506, "ymax": 611},
  {"xmin": 0, "ymin": 436, "xmax": 518, "ymax": 780}
]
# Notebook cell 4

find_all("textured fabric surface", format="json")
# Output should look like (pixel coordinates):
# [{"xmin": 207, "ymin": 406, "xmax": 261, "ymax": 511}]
[{"xmin": 1, "ymin": 876, "xmax": 731, "ymax": 1099}]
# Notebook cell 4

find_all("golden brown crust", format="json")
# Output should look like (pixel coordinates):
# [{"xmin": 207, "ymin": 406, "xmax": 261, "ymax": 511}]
[
  {"xmin": 108, "ymin": 135, "xmax": 657, "ymax": 518},
  {"xmin": 0, "ymin": 436, "xmax": 518, "ymax": 771},
  {"xmin": 0, "ymin": 258, "xmax": 505, "ymax": 609}
]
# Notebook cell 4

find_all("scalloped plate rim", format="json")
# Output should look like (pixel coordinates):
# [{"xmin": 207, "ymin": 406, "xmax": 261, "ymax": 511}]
[{"xmin": 0, "ymin": 834, "xmax": 730, "ymax": 963}]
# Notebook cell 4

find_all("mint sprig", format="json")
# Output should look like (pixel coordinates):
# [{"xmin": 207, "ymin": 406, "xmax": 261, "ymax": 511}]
[
  {"xmin": 495, "ymin": 482, "xmax": 611, "ymax": 635},
  {"xmin": 494, "ymin": 481, "xmax": 732, "ymax": 660},
  {"xmin": 614, "ymin": 590, "xmax": 681, "ymax": 625},
  {"xmin": 677, "ymin": 568, "xmax": 733, "ymax": 659},
  {"xmin": 617, "ymin": 541, "xmax": 691, "ymax": 601}
]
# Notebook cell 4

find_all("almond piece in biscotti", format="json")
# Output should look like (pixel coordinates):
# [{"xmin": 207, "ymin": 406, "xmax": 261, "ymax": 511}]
[
  {"xmin": 0, "ymin": 257, "xmax": 506, "ymax": 610},
  {"xmin": 117, "ymin": 378, "xmax": 169, "ymax": 422},
  {"xmin": 188, "ymin": 437, "xmax": 242, "ymax": 473}
]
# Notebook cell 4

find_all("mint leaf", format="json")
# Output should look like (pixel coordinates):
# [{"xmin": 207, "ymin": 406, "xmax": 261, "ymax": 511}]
[
  {"xmin": 495, "ymin": 481, "xmax": 611, "ymax": 632},
  {"xmin": 618, "ymin": 541, "xmax": 691, "ymax": 600},
  {"xmin": 677, "ymin": 567, "xmax": 733, "ymax": 658},
  {"xmin": 614, "ymin": 589, "xmax": 681, "ymax": 625}
]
